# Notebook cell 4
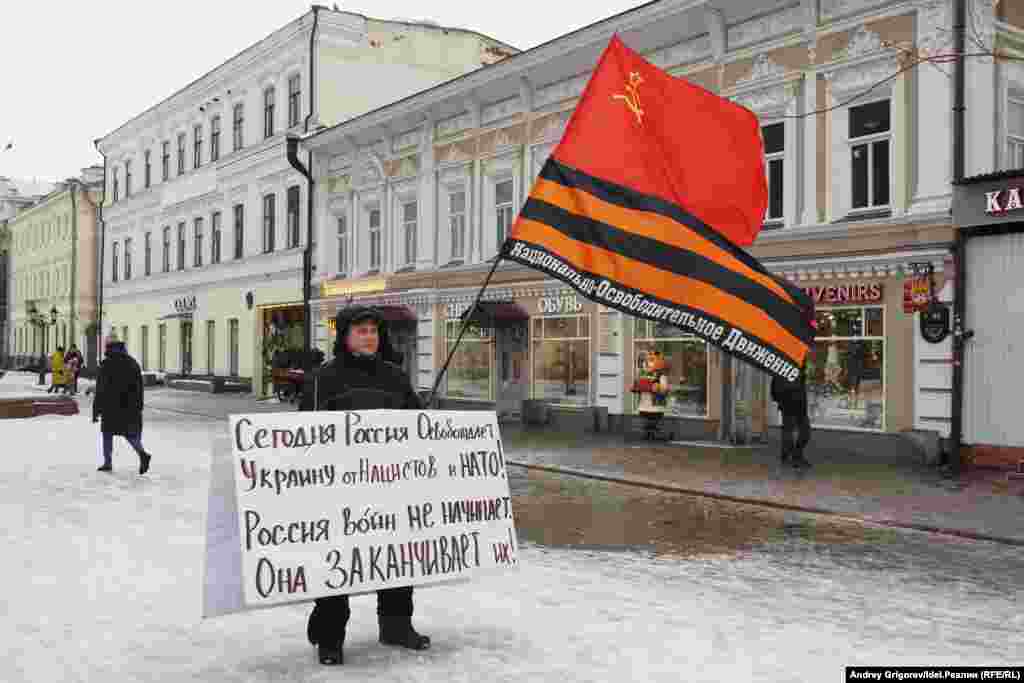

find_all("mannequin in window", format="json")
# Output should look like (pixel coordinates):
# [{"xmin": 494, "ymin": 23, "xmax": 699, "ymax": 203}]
[{"xmin": 633, "ymin": 351, "xmax": 671, "ymax": 439}]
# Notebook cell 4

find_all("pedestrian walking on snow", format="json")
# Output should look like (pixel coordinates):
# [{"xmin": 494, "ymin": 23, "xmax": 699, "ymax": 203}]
[
  {"xmin": 63, "ymin": 345, "xmax": 84, "ymax": 395},
  {"xmin": 47, "ymin": 347, "xmax": 66, "ymax": 394},
  {"xmin": 92, "ymin": 340, "xmax": 152, "ymax": 474}
]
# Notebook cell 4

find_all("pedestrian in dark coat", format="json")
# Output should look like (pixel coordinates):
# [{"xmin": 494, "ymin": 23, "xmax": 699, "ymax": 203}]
[
  {"xmin": 299, "ymin": 305, "xmax": 428, "ymax": 666},
  {"xmin": 92, "ymin": 340, "xmax": 152, "ymax": 474},
  {"xmin": 772, "ymin": 366, "xmax": 812, "ymax": 469}
]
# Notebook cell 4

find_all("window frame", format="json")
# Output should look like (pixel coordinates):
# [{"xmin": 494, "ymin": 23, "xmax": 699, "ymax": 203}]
[
  {"xmin": 177, "ymin": 133, "xmax": 186, "ymax": 175},
  {"xmin": 286, "ymin": 185, "xmax": 301, "ymax": 249},
  {"xmin": 177, "ymin": 221, "xmax": 186, "ymax": 270},
  {"xmin": 124, "ymin": 236, "xmax": 132, "ymax": 281},
  {"xmin": 211, "ymin": 211, "xmax": 222, "ymax": 264},
  {"xmin": 368, "ymin": 207, "xmax": 381, "ymax": 271},
  {"xmin": 632, "ymin": 318, "xmax": 710, "ymax": 417},
  {"xmin": 162, "ymin": 226, "xmax": 171, "ymax": 273},
  {"xmin": 144, "ymin": 150, "xmax": 151, "ymax": 189},
  {"xmin": 125, "ymin": 160, "xmax": 132, "ymax": 197},
  {"xmin": 262, "ymin": 193, "xmax": 276, "ymax": 253},
  {"xmin": 762, "ymin": 122, "xmax": 785, "ymax": 225},
  {"xmin": 232, "ymin": 103, "xmax": 244, "ymax": 151},
  {"xmin": 112, "ymin": 241, "xmax": 120, "ymax": 283},
  {"xmin": 494, "ymin": 178, "xmax": 515, "ymax": 250},
  {"xmin": 287, "ymin": 74, "xmax": 301, "ymax": 128},
  {"xmin": 449, "ymin": 190, "xmax": 467, "ymax": 260},
  {"xmin": 401, "ymin": 200, "xmax": 417, "ymax": 267},
  {"xmin": 144, "ymin": 231, "xmax": 152, "ymax": 276},
  {"xmin": 193, "ymin": 124, "xmax": 203, "ymax": 169},
  {"xmin": 263, "ymin": 87, "xmax": 276, "ymax": 139},
  {"xmin": 210, "ymin": 115, "xmax": 221, "ymax": 162},
  {"xmin": 161, "ymin": 141, "xmax": 170, "ymax": 181},
  {"xmin": 336, "ymin": 215, "xmax": 348, "ymax": 276},
  {"xmin": 847, "ymin": 98, "xmax": 892, "ymax": 213},
  {"xmin": 112, "ymin": 168, "xmax": 119, "ymax": 202},
  {"xmin": 193, "ymin": 217, "xmax": 204, "ymax": 267},
  {"xmin": 233, "ymin": 204, "xmax": 244, "ymax": 260},
  {"xmin": 530, "ymin": 312, "xmax": 592, "ymax": 407}
]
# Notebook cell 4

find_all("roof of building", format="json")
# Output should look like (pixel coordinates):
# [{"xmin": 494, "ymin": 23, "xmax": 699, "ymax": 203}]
[{"xmin": 94, "ymin": 7, "xmax": 518, "ymax": 147}]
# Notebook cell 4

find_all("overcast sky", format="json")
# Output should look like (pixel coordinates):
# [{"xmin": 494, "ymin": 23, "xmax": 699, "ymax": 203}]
[{"xmin": 0, "ymin": 0, "xmax": 648, "ymax": 183}]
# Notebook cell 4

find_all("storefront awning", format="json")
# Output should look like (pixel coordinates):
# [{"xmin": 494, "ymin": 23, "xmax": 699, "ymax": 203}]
[
  {"xmin": 376, "ymin": 305, "xmax": 417, "ymax": 323},
  {"xmin": 460, "ymin": 301, "xmax": 528, "ymax": 326}
]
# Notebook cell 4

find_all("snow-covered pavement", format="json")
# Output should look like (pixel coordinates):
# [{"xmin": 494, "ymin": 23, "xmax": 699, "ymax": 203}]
[{"xmin": 2, "ymin": 370, "xmax": 1020, "ymax": 681}]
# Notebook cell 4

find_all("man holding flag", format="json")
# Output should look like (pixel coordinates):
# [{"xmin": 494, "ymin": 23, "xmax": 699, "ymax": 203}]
[{"xmin": 502, "ymin": 35, "xmax": 816, "ymax": 390}]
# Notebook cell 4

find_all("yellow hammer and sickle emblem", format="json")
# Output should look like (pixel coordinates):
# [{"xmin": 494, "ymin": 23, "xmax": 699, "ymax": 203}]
[{"xmin": 612, "ymin": 71, "xmax": 644, "ymax": 125}]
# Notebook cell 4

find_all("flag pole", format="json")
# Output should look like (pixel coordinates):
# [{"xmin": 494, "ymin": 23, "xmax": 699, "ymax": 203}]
[{"xmin": 426, "ymin": 241, "xmax": 508, "ymax": 407}]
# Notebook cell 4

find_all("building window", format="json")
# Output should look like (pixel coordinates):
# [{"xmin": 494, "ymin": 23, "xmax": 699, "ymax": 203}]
[
  {"xmin": 804, "ymin": 306, "xmax": 885, "ymax": 431},
  {"xmin": 144, "ymin": 150, "xmax": 152, "ymax": 189},
  {"xmin": 763, "ymin": 122, "xmax": 784, "ymax": 224},
  {"xmin": 633, "ymin": 319, "xmax": 708, "ymax": 417},
  {"xmin": 211, "ymin": 211, "xmax": 222, "ymax": 264},
  {"xmin": 263, "ymin": 194, "xmax": 276, "ymax": 253},
  {"xmin": 532, "ymin": 314, "xmax": 590, "ymax": 407},
  {"xmin": 288, "ymin": 74, "xmax": 301, "ymax": 128},
  {"xmin": 125, "ymin": 160, "xmax": 132, "ymax": 197},
  {"xmin": 495, "ymin": 179, "xmax": 514, "ymax": 247},
  {"xmin": 158, "ymin": 323, "xmax": 167, "ymax": 372},
  {"xmin": 264, "ymin": 87, "xmax": 275, "ymax": 139},
  {"xmin": 112, "ymin": 242, "xmax": 119, "ymax": 283},
  {"xmin": 206, "ymin": 320, "xmax": 215, "ymax": 375},
  {"xmin": 401, "ymin": 201, "xmax": 417, "ymax": 266},
  {"xmin": 112, "ymin": 168, "xmax": 119, "ymax": 202},
  {"xmin": 193, "ymin": 124, "xmax": 203, "ymax": 169},
  {"xmin": 162, "ymin": 226, "xmax": 170, "ymax": 272},
  {"xmin": 336, "ymin": 216, "xmax": 348, "ymax": 275},
  {"xmin": 449, "ymin": 190, "xmax": 466, "ymax": 260},
  {"xmin": 1007, "ymin": 95, "xmax": 1024, "ymax": 169},
  {"xmin": 177, "ymin": 133, "xmax": 186, "ymax": 175},
  {"xmin": 210, "ymin": 116, "xmax": 221, "ymax": 162},
  {"xmin": 161, "ymin": 141, "xmax": 170, "ymax": 181},
  {"xmin": 287, "ymin": 185, "xmax": 301, "ymax": 248},
  {"xmin": 368, "ymin": 207, "xmax": 381, "ymax": 270},
  {"xmin": 141, "ymin": 325, "xmax": 149, "ymax": 371},
  {"xmin": 229, "ymin": 319, "xmax": 240, "ymax": 376},
  {"xmin": 233, "ymin": 204, "xmax": 244, "ymax": 259},
  {"xmin": 849, "ymin": 99, "xmax": 890, "ymax": 210},
  {"xmin": 445, "ymin": 320, "xmax": 493, "ymax": 400},
  {"xmin": 144, "ymin": 232, "xmax": 152, "ymax": 276},
  {"xmin": 177, "ymin": 222, "xmax": 186, "ymax": 270},
  {"xmin": 233, "ymin": 103, "xmax": 244, "ymax": 151},
  {"xmin": 124, "ymin": 237, "xmax": 132, "ymax": 280},
  {"xmin": 193, "ymin": 217, "xmax": 204, "ymax": 267}
]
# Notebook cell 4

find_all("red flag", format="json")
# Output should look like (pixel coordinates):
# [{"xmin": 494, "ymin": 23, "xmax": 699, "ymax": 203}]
[
  {"xmin": 506, "ymin": 36, "xmax": 814, "ymax": 382},
  {"xmin": 555, "ymin": 35, "xmax": 767, "ymax": 246}
]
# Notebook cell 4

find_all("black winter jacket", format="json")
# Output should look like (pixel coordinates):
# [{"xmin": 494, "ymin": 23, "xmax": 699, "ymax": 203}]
[
  {"xmin": 299, "ymin": 306, "xmax": 421, "ymax": 413},
  {"xmin": 92, "ymin": 343, "xmax": 144, "ymax": 435}
]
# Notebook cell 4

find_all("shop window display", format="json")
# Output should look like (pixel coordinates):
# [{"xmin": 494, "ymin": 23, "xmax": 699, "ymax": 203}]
[
  {"xmin": 532, "ymin": 315, "xmax": 590, "ymax": 406},
  {"xmin": 445, "ymin": 320, "xmax": 493, "ymax": 401},
  {"xmin": 803, "ymin": 306, "xmax": 885, "ymax": 430},
  {"xmin": 633, "ymin": 319, "xmax": 708, "ymax": 417}
]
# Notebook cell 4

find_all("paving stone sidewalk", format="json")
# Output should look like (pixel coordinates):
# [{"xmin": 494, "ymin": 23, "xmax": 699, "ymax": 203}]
[{"xmin": 15, "ymin": 374, "xmax": 1019, "ymax": 545}]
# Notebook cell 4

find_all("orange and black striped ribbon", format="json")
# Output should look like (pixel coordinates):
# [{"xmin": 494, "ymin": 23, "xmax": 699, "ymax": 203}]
[{"xmin": 506, "ymin": 158, "xmax": 815, "ymax": 381}]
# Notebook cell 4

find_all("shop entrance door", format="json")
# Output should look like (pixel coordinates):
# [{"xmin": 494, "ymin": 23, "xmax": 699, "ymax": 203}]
[
  {"xmin": 496, "ymin": 322, "xmax": 528, "ymax": 420},
  {"xmin": 181, "ymin": 321, "xmax": 193, "ymax": 375},
  {"xmin": 964, "ymin": 231, "xmax": 1024, "ymax": 447}
]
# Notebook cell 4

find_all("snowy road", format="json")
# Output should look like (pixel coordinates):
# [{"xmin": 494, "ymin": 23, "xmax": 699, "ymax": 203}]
[{"xmin": 2, "ymin": 396, "xmax": 1021, "ymax": 681}]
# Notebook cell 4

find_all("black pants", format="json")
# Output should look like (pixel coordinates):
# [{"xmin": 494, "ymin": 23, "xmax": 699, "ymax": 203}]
[
  {"xmin": 310, "ymin": 586, "xmax": 414, "ymax": 643},
  {"xmin": 780, "ymin": 404, "xmax": 811, "ymax": 460}
]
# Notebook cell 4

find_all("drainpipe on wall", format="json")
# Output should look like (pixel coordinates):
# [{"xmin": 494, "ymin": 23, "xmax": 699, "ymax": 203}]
[
  {"xmin": 293, "ymin": 4, "xmax": 324, "ymax": 371},
  {"xmin": 93, "ymin": 140, "xmax": 108, "ymax": 371},
  {"xmin": 948, "ymin": 0, "xmax": 968, "ymax": 478}
]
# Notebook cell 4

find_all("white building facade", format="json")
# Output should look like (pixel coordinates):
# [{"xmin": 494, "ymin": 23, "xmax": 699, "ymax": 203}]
[
  {"xmin": 95, "ymin": 7, "xmax": 516, "ymax": 392},
  {"xmin": 301, "ymin": 0, "xmax": 1016, "ymax": 448}
]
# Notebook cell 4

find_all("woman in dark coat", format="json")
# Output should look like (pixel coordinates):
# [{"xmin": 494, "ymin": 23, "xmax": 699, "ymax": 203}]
[
  {"xmin": 92, "ymin": 340, "xmax": 152, "ymax": 474},
  {"xmin": 299, "ymin": 306, "xmax": 429, "ymax": 666}
]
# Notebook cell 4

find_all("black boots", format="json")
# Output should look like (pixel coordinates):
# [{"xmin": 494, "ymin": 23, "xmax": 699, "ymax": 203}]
[
  {"xmin": 308, "ymin": 603, "xmax": 345, "ymax": 666},
  {"xmin": 379, "ymin": 616, "xmax": 431, "ymax": 650}
]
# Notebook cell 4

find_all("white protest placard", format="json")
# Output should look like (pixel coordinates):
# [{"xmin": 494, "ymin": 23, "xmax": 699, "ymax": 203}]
[{"xmin": 228, "ymin": 410, "xmax": 518, "ymax": 609}]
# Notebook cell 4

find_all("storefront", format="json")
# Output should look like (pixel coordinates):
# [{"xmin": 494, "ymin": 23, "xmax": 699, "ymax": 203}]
[{"xmin": 952, "ymin": 170, "xmax": 1024, "ymax": 467}]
